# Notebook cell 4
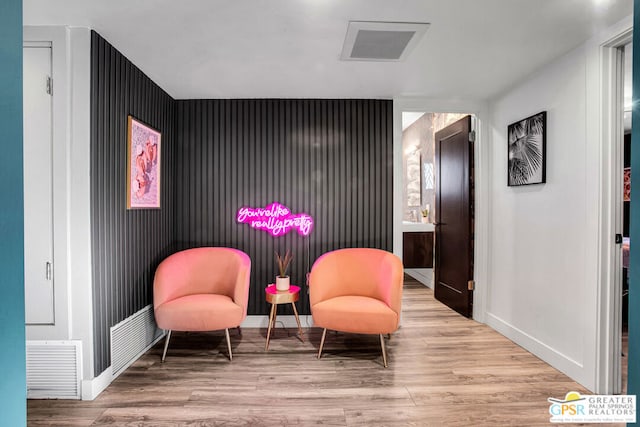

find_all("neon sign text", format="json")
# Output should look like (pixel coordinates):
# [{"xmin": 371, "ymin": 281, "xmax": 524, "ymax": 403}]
[{"xmin": 236, "ymin": 202, "xmax": 313, "ymax": 237}]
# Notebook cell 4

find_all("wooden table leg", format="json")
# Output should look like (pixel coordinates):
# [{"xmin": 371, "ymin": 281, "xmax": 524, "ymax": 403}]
[
  {"xmin": 265, "ymin": 303, "xmax": 276, "ymax": 351},
  {"xmin": 291, "ymin": 302, "xmax": 304, "ymax": 342}
]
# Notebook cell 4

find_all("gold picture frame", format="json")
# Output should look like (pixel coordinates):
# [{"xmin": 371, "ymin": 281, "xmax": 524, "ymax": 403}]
[{"xmin": 127, "ymin": 115, "xmax": 161, "ymax": 209}]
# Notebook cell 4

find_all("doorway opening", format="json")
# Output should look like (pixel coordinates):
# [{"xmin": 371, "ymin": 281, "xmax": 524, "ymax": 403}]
[
  {"xmin": 598, "ymin": 27, "xmax": 632, "ymax": 395},
  {"xmin": 621, "ymin": 40, "xmax": 632, "ymax": 393},
  {"xmin": 400, "ymin": 111, "xmax": 475, "ymax": 317}
]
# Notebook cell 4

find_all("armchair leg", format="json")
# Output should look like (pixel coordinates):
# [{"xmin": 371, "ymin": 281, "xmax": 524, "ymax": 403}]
[
  {"xmin": 161, "ymin": 330, "xmax": 172, "ymax": 362},
  {"xmin": 317, "ymin": 328, "xmax": 327, "ymax": 359},
  {"xmin": 225, "ymin": 328, "xmax": 233, "ymax": 361},
  {"xmin": 237, "ymin": 326, "xmax": 242, "ymax": 336},
  {"xmin": 380, "ymin": 334, "xmax": 388, "ymax": 368}
]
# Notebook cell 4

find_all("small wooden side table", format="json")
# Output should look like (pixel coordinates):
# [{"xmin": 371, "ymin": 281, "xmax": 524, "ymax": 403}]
[{"xmin": 264, "ymin": 284, "xmax": 304, "ymax": 350}]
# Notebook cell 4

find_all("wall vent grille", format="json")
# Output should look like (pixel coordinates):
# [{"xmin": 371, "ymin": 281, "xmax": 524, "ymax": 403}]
[
  {"xmin": 26, "ymin": 341, "xmax": 81, "ymax": 399},
  {"xmin": 110, "ymin": 305, "xmax": 162, "ymax": 377}
]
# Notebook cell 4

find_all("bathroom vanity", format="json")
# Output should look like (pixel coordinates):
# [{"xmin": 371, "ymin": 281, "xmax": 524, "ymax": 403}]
[{"xmin": 402, "ymin": 222, "xmax": 434, "ymax": 268}]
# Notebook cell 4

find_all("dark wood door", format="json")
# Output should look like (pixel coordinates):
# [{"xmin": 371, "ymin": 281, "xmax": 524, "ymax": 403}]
[{"xmin": 434, "ymin": 115, "xmax": 474, "ymax": 317}]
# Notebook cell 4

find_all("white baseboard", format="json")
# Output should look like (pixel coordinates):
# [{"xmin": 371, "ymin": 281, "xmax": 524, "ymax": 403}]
[
  {"xmin": 405, "ymin": 268, "xmax": 433, "ymax": 288},
  {"xmin": 485, "ymin": 312, "xmax": 589, "ymax": 389},
  {"xmin": 81, "ymin": 365, "xmax": 112, "ymax": 400},
  {"xmin": 241, "ymin": 314, "xmax": 314, "ymax": 329}
]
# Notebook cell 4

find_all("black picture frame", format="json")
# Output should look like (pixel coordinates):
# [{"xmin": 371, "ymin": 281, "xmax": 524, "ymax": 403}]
[{"xmin": 507, "ymin": 111, "xmax": 546, "ymax": 186}]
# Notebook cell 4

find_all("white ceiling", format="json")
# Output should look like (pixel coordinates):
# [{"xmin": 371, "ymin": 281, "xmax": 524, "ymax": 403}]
[{"xmin": 24, "ymin": 0, "xmax": 632, "ymax": 100}]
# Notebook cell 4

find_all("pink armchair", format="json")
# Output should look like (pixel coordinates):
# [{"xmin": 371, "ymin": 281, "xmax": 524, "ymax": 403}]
[
  {"xmin": 153, "ymin": 247, "xmax": 251, "ymax": 361},
  {"xmin": 309, "ymin": 248, "xmax": 403, "ymax": 367}
]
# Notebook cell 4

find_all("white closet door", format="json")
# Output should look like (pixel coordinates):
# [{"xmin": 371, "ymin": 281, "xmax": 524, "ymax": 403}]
[{"xmin": 23, "ymin": 45, "xmax": 55, "ymax": 325}]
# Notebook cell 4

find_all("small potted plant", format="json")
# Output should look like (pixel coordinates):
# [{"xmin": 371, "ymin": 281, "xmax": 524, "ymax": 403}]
[
  {"xmin": 421, "ymin": 205, "xmax": 430, "ymax": 223},
  {"xmin": 275, "ymin": 250, "xmax": 293, "ymax": 291}
]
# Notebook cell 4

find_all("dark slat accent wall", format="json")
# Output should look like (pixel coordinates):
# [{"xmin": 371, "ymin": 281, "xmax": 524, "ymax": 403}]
[
  {"xmin": 175, "ymin": 99, "xmax": 393, "ymax": 315},
  {"xmin": 90, "ymin": 31, "xmax": 175, "ymax": 375}
]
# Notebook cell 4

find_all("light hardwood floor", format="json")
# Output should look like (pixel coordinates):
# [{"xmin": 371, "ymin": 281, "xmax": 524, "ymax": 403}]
[{"xmin": 28, "ymin": 276, "xmax": 623, "ymax": 426}]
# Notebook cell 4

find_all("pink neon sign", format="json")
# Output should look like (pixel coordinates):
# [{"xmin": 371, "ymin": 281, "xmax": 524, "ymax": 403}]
[{"xmin": 236, "ymin": 202, "xmax": 313, "ymax": 237}]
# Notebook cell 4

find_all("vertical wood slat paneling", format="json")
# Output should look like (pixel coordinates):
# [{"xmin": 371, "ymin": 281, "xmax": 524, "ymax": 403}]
[
  {"xmin": 91, "ymin": 31, "xmax": 391, "ymax": 374},
  {"xmin": 175, "ymin": 99, "xmax": 393, "ymax": 316},
  {"xmin": 90, "ymin": 32, "xmax": 175, "ymax": 376}
]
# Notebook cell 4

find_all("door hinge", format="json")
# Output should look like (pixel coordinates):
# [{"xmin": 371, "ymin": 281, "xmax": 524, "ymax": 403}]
[
  {"xmin": 46, "ymin": 76, "xmax": 52, "ymax": 95},
  {"xmin": 468, "ymin": 130, "xmax": 476, "ymax": 143},
  {"xmin": 468, "ymin": 280, "xmax": 475, "ymax": 291}
]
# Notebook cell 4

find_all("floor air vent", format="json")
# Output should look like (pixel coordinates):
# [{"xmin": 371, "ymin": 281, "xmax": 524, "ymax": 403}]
[
  {"xmin": 111, "ymin": 305, "xmax": 163, "ymax": 377},
  {"xmin": 26, "ymin": 341, "xmax": 82, "ymax": 399}
]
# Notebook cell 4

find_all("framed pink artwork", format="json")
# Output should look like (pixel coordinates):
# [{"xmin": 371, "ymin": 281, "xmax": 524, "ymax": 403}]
[
  {"xmin": 127, "ymin": 116, "xmax": 161, "ymax": 209},
  {"xmin": 624, "ymin": 167, "xmax": 631, "ymax": 202}
]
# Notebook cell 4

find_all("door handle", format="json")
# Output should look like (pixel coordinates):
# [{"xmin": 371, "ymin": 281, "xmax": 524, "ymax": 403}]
[
  {"xmin": 433, "ymin": 222, "xmax": 446, "ymax": 226},
  {"xmin": 46, "ymin": 262, "xmax": 52, "ymax": 280}
]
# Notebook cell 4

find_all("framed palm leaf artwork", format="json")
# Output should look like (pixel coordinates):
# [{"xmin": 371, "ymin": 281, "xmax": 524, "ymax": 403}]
[{"xmin": 508, "ymin": 111, "xmax": 546, "ymax": 186}]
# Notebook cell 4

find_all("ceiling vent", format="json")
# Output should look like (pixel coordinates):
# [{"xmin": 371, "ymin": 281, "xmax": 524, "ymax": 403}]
[{"xmin": 341, "ymin": 21, "xmax": 430, "ymax": 62}]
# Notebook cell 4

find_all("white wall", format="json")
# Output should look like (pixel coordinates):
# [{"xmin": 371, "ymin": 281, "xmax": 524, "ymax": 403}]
[
  {"xmin": 486, "ymin": 16, "xmax": 632, "ymax": 391},
  {"xmin": 67, "ymin": 26, "xmax": 94, "ymax": 385},
  {"xmin": 23, "ymin": 25, "xmax": 95, "ymax": 386},
  {"xmin": 24, "ymin": 26, "xmax": 70, "ymax": 341}
]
